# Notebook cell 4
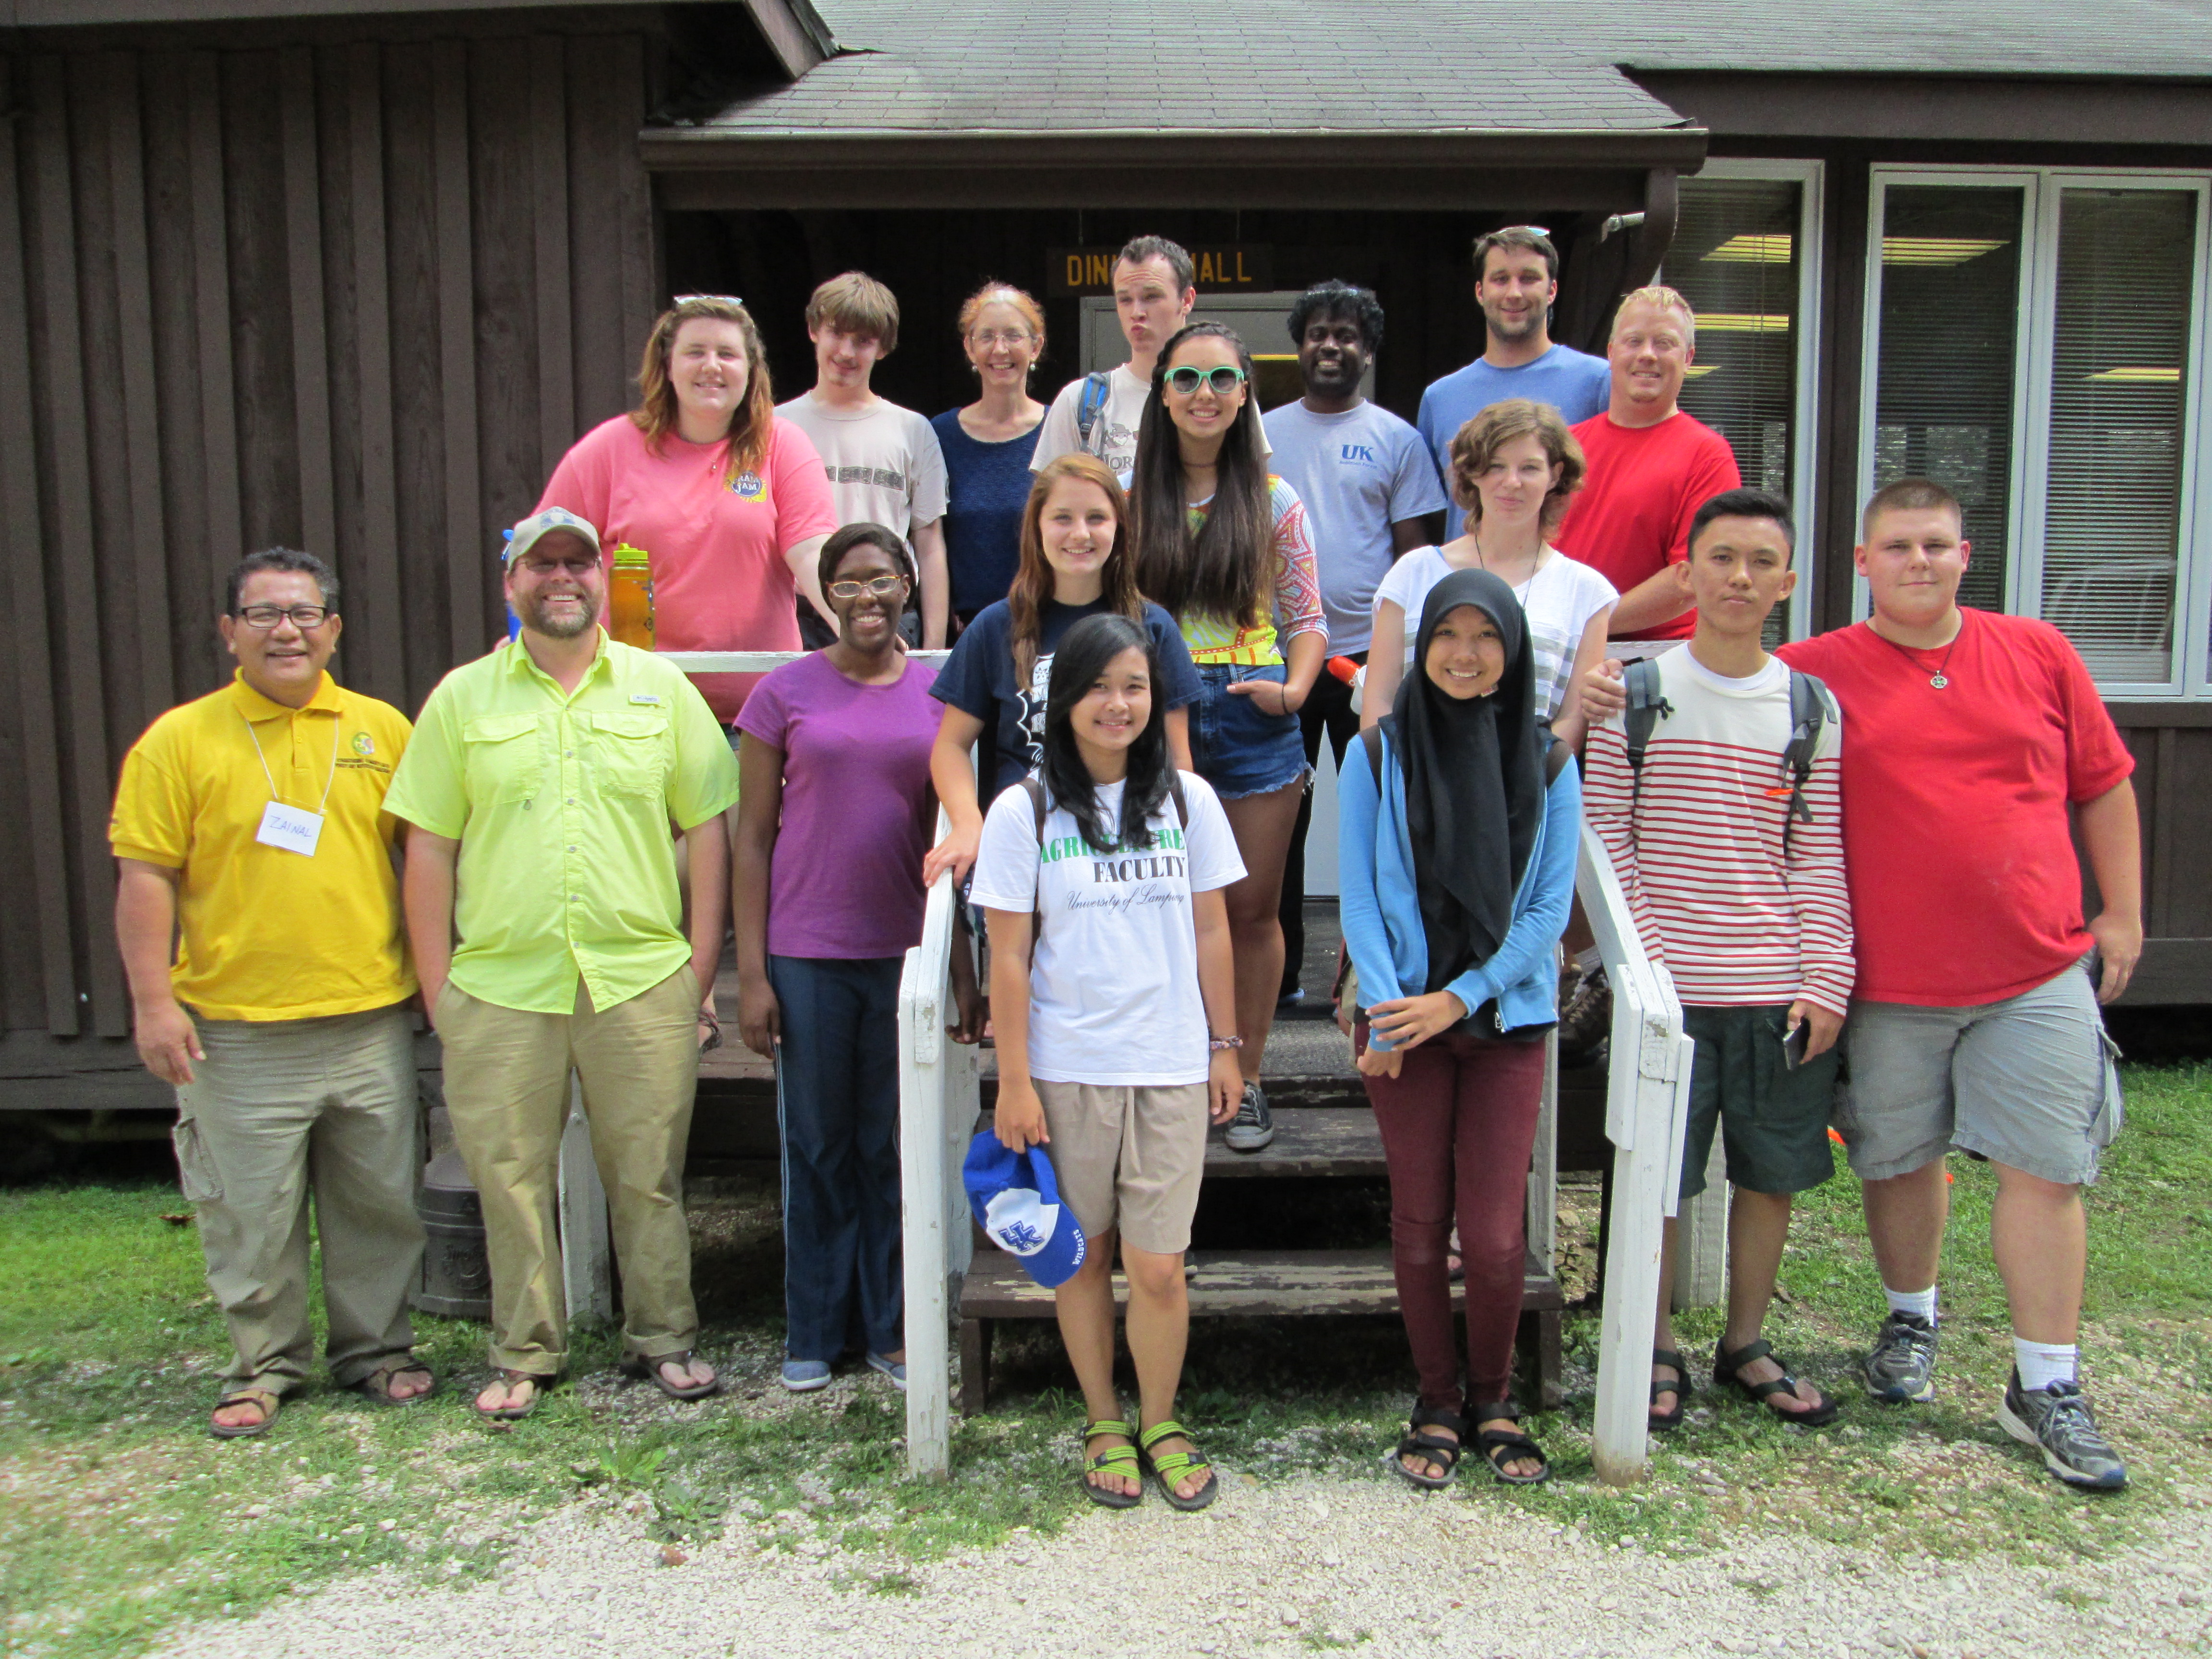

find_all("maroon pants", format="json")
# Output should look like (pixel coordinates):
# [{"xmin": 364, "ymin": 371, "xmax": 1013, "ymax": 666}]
[{"xmin": 1358, "ymin": 1022, "xmax": 1548, "ymax": 1412}]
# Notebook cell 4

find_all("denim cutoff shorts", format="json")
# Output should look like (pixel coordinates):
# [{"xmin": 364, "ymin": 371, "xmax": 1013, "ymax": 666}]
[{"xmin": 1189, "ymin": 662, "xmax": 1309, "ymax": 800}]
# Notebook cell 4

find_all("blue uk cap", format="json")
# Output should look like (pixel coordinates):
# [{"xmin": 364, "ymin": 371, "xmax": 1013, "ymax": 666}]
[{"xmin": 962, "ymin": 1132, "xmax": 1087, "ymax": 1289}]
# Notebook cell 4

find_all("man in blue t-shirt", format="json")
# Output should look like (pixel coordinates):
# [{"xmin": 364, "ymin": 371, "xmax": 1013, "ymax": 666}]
[
  {"xmin": 1263, "ymin": 281, "xmax": 1447, "ymax": 1005},
  {"xmin": 1417, "ymin": 226, "xmax": 1611, "ymax": 539}
]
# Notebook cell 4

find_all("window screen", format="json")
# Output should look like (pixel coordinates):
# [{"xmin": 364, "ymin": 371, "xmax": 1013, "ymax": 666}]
[
  {"xmin": 1670, "ymin": 179, "xmax": 1800, "ymax": 501},
  {"xmin": 2039, "ymin": 189, "xmax": 2197, "ymax": 684},
  {"xmin": 1871, "ymin": 186, "xmax": 2026, "ymax": 614}
]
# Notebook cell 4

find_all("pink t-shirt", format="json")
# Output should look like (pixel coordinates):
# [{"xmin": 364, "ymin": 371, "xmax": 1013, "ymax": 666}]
[{"xmin": 537, "ymin": 414, "xmax": 839, "ymax": 722}]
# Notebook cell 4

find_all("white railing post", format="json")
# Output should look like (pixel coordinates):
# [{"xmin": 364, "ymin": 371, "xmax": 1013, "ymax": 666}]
[{"xmin": 1575, "ymin": 824, "xmax": 1695, "ymax": 1487}]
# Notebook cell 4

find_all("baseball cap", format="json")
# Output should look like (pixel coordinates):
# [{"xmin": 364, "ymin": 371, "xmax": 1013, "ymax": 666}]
[
  {"xmin": 962, "ymin": 1133, "xmax": 1087, "ymax": 1289},
  {"xmin": 504, "ymin": 506, "xmax": 601, "ymax": 565}
]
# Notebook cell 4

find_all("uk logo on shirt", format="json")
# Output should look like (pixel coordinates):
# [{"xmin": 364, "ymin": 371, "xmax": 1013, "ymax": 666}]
[{"xmin": 1340, "ymin": 444, "xmax": 1377, "ymax": 465}]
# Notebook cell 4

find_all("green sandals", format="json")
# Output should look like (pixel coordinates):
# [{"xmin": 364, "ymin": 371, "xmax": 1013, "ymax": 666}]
[
  {"xmin": 1138, "ymin": 1419, "xmax": 1219, "ymax": 1511},
  {"xmin": 1079, "ymin": 1418, "xmax": 1143, "ymax": 1509}
]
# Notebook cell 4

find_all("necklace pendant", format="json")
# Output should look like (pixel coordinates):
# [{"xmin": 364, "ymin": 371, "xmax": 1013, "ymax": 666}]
[{"xmin": 1930, "ymin": 673, "xmax": 1949, "ymax": 689}]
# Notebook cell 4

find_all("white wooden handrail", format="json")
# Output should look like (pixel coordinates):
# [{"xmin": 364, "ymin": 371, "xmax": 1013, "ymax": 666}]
[
  {"xmin": 896, "ymin": 830, "xmax": 977, "ymax": 1478},
  {"xmin": 1575, "ymin": 822, "xmax": 1696, "ymax": 1486}
]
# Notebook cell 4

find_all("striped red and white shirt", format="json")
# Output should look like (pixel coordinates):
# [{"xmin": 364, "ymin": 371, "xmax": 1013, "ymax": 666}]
[{"xmin": 1583, "ymin": 649, "xmax": 1854, "ymax": 1017}]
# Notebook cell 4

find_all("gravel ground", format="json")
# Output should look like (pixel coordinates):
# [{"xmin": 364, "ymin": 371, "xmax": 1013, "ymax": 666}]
[{"xmin": 149, "ymin": 1465, "xmax": 2212, "ymax": 1659}]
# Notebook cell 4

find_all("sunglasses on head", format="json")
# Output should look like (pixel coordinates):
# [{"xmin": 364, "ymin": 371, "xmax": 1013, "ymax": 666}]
[{"xmin": 1164, "ymin": 364, "xmax": 1247, "ymax": 397}]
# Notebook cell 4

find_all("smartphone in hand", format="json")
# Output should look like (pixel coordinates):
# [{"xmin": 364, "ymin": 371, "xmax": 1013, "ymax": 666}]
[{"xmin": 1781, "ymin": 1019, "xmax": 1810, "ymax": 1070}]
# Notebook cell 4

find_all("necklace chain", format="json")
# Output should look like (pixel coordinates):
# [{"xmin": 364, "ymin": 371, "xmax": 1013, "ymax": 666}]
[{"xmin": 1872, "ymin": 614, "xmax": 1966, "ymax": 689}]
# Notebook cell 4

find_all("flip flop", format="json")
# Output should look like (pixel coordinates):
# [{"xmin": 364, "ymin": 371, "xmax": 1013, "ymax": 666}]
[
  {"xmin": 474, "ymin": 1370, "xmax": 547, "ymax": 1421},
  {"xmin": 623, "ymin": 1350, "xmax": 720, "ymax": 1401},
  {"xmin": 351, "ymin": 1356, "xmax": 436, "ymax": 1405}
]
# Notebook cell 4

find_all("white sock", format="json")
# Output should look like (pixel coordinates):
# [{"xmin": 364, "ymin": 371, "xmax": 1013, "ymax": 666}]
[
  {"xmin": 1574, "ymin": 946, "xmax": 1603, "ymax": 976},
  {"xmin": 2014, "ymin": 1339, "xmax": 2078, "ymax": 1393},
  {"xmin": 1884, "ymin": 1285, "xmax": 1937, "ymax": 1323}
]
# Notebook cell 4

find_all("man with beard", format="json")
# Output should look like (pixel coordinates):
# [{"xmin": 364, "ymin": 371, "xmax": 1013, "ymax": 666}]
[
  {"xmin": 1262, "ymin": 281, "xmax": 1445, "ymax": 1010},
  {"xmin": 386, "ymin": 508, "xmax": 738, "ymax": 1420},
  {"xmin": 1417, "ymin": 227, "xmax": 1610, "ymax": 539}
]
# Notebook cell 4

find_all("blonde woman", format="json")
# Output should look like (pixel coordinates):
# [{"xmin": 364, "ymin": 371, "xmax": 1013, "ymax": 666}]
[
  {"xmin": 537, "ymin": 295, "xmax": 839, "ymax": 722},
  {"xmin": 934, "ymin": 282, "xmax": 1050, "ymax": 627}
]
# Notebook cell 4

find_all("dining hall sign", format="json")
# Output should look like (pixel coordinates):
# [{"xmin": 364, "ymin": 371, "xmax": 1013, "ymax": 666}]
[{"xmin": 1047, "ymin": 245, "xmax": 1274, "ymax": 297}]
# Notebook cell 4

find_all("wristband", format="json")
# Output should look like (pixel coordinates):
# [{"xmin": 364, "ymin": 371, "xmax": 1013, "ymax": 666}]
[{"xmin": 1208, "ymin": 1033, "xmax": 1243, "ymax": 1051}]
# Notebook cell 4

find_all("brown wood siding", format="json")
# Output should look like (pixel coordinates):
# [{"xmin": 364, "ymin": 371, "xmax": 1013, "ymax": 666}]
[{"xmin": 0, "ymin": 27, "xmax": 656, "ymax": 1056}]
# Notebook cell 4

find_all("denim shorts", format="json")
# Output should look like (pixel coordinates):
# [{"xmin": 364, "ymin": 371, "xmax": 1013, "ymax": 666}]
[
  {"xmin": 1188, "ymin": 663, "xmax": 1308, "ymax": 800},
  {"xmin": 1832, "ymin": 957, "xmax": 2124, "ymax": 1187}
]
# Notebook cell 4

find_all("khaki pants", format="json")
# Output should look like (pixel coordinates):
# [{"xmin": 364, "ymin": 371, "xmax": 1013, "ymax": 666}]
[
  {"xmin": 436, "ymin": 965, "xmax": 700, "ymax": 1375},
  {"xmin": 172, "ymin": 1003, "xmax": 423, "ymax": 1394}
]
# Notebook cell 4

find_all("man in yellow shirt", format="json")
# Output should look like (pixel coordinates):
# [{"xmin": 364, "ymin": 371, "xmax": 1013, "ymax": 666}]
[
  {"xmin": 111, "ymin": 550, "xmax": 432, "ymax": 1439},
  {"xmin": 386, "ymin": 509, "xmax": 737, "ymax": 1420}
]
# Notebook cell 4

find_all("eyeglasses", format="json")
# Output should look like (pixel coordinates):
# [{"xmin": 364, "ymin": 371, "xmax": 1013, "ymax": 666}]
[
  {"xmin": 826, "ymin": 575, "xmax": 910, "ymax": 600},
  {"xmin": 235, "ymin": 604, "xmax": 331, "ymax": 630},
  {"xmin": 970, "ymin": 329, "xmax": 1034, "ymax": 348},
  {"xmin": 1164, "ymin": 365, "xmax": 1248, "ymax": 397}
]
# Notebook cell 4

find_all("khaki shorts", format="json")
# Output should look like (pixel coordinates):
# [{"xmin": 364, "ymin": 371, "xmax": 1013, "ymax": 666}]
[{"xmin": 1033, "ymin": 1080, "xmax": 1210, "ymax": 1255}]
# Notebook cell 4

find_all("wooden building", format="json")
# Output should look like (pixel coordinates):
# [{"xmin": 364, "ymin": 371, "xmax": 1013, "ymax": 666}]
[{"xmin": 6, "ymin": 0, "xmax": 2212, "ymax": 1117}]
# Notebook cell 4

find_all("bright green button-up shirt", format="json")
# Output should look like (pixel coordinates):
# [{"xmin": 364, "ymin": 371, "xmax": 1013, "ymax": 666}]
[{"xmin": 385, "ymin": 634, "xmax": 738, "ymax": 1014}]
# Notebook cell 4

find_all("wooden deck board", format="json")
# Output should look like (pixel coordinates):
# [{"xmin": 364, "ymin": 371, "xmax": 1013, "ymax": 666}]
[{"xmin": 959, "ymin": 1245, "xmax": 1564, "ymax": 1320}]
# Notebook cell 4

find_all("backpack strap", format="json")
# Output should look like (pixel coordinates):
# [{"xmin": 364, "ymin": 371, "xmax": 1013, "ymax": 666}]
[
  {"xmin": 1778, "ymin": 670, "xmax": 1837, "ymax": 858},
  {"xmin": 1074, "ymin": 371, "xmax": 1113, "ymax": 452},
  {"xmin": 1166, "ymin": 768, "xmax": 1188, "ymax": 829},
  {"xmin": 1020, "ymin": 777, "xmax": 1049, "ymax": 931},
  {"xmin": 1621, "ymin": 659, "xmax": 1671, "ymax": 821}
]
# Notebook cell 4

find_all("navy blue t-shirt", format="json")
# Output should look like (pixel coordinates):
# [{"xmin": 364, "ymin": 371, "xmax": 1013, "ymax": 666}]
[
  {"xmin": 931, "ymin": 597, "xmax": 1202, "ymax": 805},
  {"xmin": 931, "ymin": 409, "xmax": 1042, "ymax": 618}
]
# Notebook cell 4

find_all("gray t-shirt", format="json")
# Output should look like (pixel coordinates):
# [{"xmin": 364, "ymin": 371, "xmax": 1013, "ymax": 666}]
[
  {"xmin": 1262, "ymin": 400, "xmax": 1448, "ymax": 654},
  {"xmin": 775, "ymin": 394, "xmax": 948, "ymax": 539}
]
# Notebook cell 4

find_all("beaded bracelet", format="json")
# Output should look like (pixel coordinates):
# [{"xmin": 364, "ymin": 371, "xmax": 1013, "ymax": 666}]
[{"xmin": 1208, "ymin": 1033, "xmax": 1244, "ymax": 1052}]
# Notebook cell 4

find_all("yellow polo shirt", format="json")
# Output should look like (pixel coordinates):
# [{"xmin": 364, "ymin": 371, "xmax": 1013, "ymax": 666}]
[
  {"xmin": 384, "ymin": 634, "xmax": 739, "ymax": 1014},
  {"xmin": 108, "ymin": 671, "xmax": 416, "ymax": 1021}
]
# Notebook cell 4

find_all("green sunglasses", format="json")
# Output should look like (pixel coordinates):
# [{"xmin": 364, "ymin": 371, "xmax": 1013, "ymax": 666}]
[{"xmin": 1164, "ymin": 364, "xmax": 1248, "ymax": 397}]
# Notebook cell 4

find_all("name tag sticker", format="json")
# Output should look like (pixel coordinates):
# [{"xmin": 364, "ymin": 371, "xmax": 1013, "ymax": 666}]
[
  {"xmin": 256, "ymin": 801, "xmax": 325, "ymax": 857},
  {"xmin": 628, "ymin": 693, "xmax": 662, "ymax": 705}
]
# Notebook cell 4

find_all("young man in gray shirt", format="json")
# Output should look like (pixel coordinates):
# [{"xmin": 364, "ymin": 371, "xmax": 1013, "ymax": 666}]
[{"xmin": 1262, "ymin": 281, "xmax": 1446, "ymax": 1003}]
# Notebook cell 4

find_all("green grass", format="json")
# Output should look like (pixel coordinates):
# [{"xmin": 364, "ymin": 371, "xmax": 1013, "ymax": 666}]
[{"xmin": 5, "ymin": 1063, "xmax": 2212, "ymax": 1656}]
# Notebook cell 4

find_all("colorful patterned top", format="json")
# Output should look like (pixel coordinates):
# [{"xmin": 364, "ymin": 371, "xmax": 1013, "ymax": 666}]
[{"xmin": 1177, "ymin": 476, "xmax": 1328, "ymax": 665}]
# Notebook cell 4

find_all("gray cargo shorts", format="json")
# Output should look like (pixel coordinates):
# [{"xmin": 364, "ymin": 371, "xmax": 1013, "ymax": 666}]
[{"xmin": 1833, "ymin": 956, "xmax": 2124, "ymax": 1187}]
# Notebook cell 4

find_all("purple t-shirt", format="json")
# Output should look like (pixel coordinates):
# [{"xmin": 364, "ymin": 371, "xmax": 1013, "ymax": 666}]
[{"xmin": 735, "ymin": 651, "xmax": 941, "ymax": 960}]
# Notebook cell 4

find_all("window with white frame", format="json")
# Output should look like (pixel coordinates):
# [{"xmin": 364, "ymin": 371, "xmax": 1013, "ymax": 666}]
[
  {"xmin": 1862, "ymin": 168, "xmax": 2210, "ymax": 695},
  {"xmin": 1667, "ymin": 162, "xmax": 1824, "ymax": 642}
]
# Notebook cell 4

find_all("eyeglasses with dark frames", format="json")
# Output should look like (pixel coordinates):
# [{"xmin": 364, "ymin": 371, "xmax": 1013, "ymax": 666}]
[{"xmin": 234, "ymin": 604, "xmax": 332, "ymax": 630}]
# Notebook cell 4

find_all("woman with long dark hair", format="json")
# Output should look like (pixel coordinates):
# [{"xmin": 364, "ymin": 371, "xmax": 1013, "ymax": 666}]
[
  {"xmin": 969, "ymin": 613, "xmax": 1244, "ymax": 1510},
  {"xmin": 1127, "ymin": 322, "xmax": 1327, "ymax": 1154},
  {"xmin": 1339, "ymin": 569, "xmax": 1580, "ymax": 1488},
  {"xmin": 923, "ymin": 453, "xmax": 1197, "ymax": 887},
  {"xmin": 731, "ymin": 524, "xmax": 950, "ymax": 1392}
]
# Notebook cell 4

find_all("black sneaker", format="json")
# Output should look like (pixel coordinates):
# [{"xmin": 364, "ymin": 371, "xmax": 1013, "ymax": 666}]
[
  {"xmin": 1998, "ymin": 1369, "xmax": 2128, "ymax": 1491},
  {"xmin": 1225, "ymin": 1081, "xmax": 1276, "ymax": 1153},
  {"xmin": 1863, "ymin": 1311, "xmax": 1939, "ymax": 1403}
]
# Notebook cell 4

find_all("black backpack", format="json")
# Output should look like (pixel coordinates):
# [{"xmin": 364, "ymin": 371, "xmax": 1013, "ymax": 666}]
[{"xmin": 1621, "ymin": 658, "xmax": 1838, "ymax": 855}]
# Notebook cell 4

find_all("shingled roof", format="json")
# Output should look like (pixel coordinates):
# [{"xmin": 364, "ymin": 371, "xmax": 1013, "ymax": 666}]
[{"xmin": 673, "ymin": 0, "xmax": 2212, "ymax": 138}]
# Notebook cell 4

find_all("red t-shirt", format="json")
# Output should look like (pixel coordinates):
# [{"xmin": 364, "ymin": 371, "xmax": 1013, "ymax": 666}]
[
  {"xmin": 1554, "ymin": 411, "xmax": 1741, "ymax": 641},
  {"xmin": 1779, "ymin": 611, "xmax": 2134, "ymax": 1007},
  {"xmin": 538, "ymin": 414, "xmax": 839, "ymax": 722}
]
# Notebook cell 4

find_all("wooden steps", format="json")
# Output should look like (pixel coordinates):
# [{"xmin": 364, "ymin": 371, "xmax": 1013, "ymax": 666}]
[{"xmin": 958, "ymin": 1246, "xmax": 1563, "ymax": 1414}]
